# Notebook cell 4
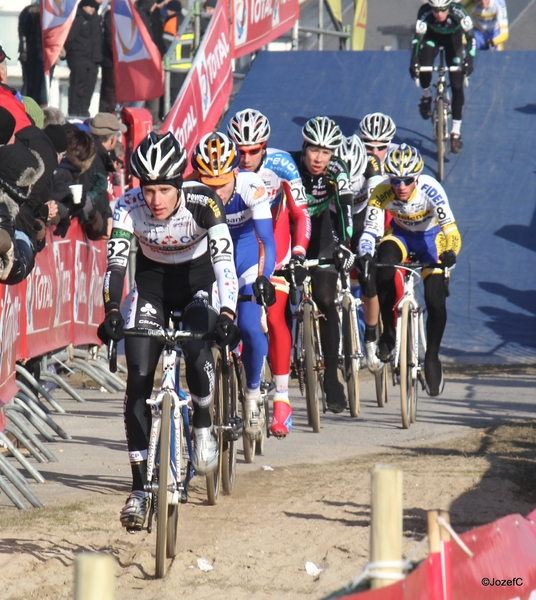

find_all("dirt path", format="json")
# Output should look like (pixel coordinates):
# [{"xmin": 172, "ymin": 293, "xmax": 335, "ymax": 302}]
[{"xmin": 1, "ymin": 379, "xmax": 535, "ymax": 599}]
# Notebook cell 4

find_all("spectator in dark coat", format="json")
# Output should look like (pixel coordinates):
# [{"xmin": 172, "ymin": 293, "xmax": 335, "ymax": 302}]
[
  {"xmin": 64, "ymin": 0, "xmax": 103, "ymax": 116},
  {"xmin": 99, "ymin": 6, "xmax": 116, "ymax": 113},
  {"xmin": 18, "ymin": 2, "xmax": 47, "ymax": 106}
]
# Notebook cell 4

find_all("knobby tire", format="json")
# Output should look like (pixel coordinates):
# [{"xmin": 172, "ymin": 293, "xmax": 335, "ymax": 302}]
[
  {"xmin": 342, "ymin": 295, "xmax": 360, "ymax": 417},
  {"xmin": 155, "ymin": 391, "xmax": 172, "ymax": 578},
  {"xmin": 303, "ymin": 303, "xmax": 320, "ymax": 433},
  {"xmin": 206, "ymin": 349, "xmax": 222, "ymax": 505},
  {"xmin": 437, "ymin": 96, "xmax": 445, "ymax": 182},
  {"xmin": 222, "ymin": 357, "xmax": 238, "ymax": 495},
  {"xmin": 375, "ymin": 367, "xmax": 388, "ymax": 408},
  {"xmin": 399, "ymin": 303, "xmax": 412, "ymax": 429}
]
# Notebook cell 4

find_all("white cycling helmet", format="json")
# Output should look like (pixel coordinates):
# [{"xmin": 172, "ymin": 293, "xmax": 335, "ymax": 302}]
[
  {"xmin": 302, "ymin": 116, "xmax": 343, "ymax": 150},
  {"xmin": 227, "ymin": 108, "xmax": 271, "ymax": 146},
  {"xmin": 427, "ymin": 0, "xmax": 452, "ymax": 9},
  {"xmin": 358, "ymin": 112, "xmax": 396, "ymax": 144},
  {"xmin": 384, "ymin": 144, "xmax": 424, "ymax": 178},
  {"xmin": 335, "ymin": 135, "xmax": 368, "ymax": 179},
  {"xmin": 130, "ymin": 131, "xmax": 187, "ymax": 185}
]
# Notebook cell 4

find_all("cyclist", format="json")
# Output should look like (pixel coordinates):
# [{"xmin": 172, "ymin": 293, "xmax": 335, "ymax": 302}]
[
  {"xmin": 358, "ymin": 112, "xmax": 397, "ymax": 176},
  {"xmin": 227, "ymin": 108, "xmax": 311, "ymax": 437},
  {"xmin": 191, "ymin": 132, "xmax": 277, "ymax": 439},
  {"xmin": 98, "ymin": 131, "xmax": 240, "ymax": 530},
  {"xmin": 462, "ymin": 0, "xmax": 508, "ymax": 50},
  {"xmin": 410, "ymin": 0, "xmax": 476, "ymax": 154},
  {"xmin": 356, "ymin": 144, "xmax": 462, "ymax": 397},
  {"xmin": 290, "ymin": 116, "xmax": 354, "ymax": 414}
]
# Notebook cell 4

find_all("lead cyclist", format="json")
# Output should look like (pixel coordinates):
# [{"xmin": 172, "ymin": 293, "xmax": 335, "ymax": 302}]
[{"xmin": 98, "ymin": 132, "xmax": 240, "ymax": 531}]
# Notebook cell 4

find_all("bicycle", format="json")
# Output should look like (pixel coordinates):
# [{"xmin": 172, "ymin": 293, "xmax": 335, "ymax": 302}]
[
  {"xmin": 416, "ymin": 46, "xmax": 465, "ymax": 182},
  {"xmin": 108, "ymin": 325, "xmax": 215, "ymax": 579},
  {"xmin": 376, "ymin": 261, "xmax": 447, "ymax": 429}
]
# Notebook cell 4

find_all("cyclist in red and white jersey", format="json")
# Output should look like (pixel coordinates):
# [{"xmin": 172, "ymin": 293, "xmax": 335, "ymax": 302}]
[{"xmin": 227, "ymin": 108, "xmax": 311, "ymax": 437}]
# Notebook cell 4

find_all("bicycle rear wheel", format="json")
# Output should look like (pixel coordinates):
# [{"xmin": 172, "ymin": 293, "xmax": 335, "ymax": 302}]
[
  {"xmin": 166, "ymin": 405, "xmax": 186, "ymax": 559},
  {"xmin": 375, "ymin": 366, "xmax": 389, "ymax": 408},
  {"xmin": 399, "ymin": 303, "xmax": 412, "ymax": 430},
  {"xmin": 206, "ymin": 350, "xmax": 223, "ymax": 505},
  {"xmin": 410, "ymin": 311, "xmax": 425, "ymax": 424},
  {"xmin": 155, "ymin": 391, "xmax": 172, "ymax": 579},
  {"xmin": 303, "ymin": 303, "xmax": 321, "ymax": 433},
  {"xmin": 341, "ymin": 295, "xmax": 360, "ymax": 417},
  {"xmin": 222, "ymin": 356, "xmax": 238, "ymax": 495},
  {"xmin": 436, "ymin": 96, "xmax": 445, "ymax": 182}
]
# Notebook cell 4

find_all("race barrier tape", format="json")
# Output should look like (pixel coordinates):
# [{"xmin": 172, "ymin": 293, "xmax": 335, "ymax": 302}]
[{"xmin": 0, "ymin": 221, "xmax": 107, "ymax": 431}]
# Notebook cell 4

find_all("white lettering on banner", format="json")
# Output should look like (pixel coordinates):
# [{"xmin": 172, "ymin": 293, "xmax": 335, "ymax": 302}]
[
  {"xmin": 251, "ymin": 0, "xmax": 273, "ymax": 23},
  {"xmin": 175, "ymin": 104, "xmax": 198, "ymax": 148},
  {"xmin": 205, "ymin": 34, "xmax": 231, "ymax": 84},
  {"xmin": 33, "ymin": 267, "xmax": 54, "ymax": 311},
  {"xmin": 0, "ymin": 294, "xmax": 21, "ymax": 377},
  {"xmin": 74, "ymin": 245, "xmax": 88, "ymax": 322},
  {"xmin": 54, "ymin": 242, "xmax": 72, "ymax": 327}
]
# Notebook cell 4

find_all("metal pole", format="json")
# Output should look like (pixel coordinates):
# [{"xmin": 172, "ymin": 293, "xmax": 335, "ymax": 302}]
[
  {"xmin": 194, "ymin": 1, "xmax": 201, "ymax": 51},
  {"xmin": 318, "ymin": 0, "xmax": 324, "ymax": 50},
  {"xmin": 292, "ymin": 20, "xmax": 299, "ymax": 50},
  {"xmin": 164, "ymin": 56, "xmax": 171, "ymax": 116}
]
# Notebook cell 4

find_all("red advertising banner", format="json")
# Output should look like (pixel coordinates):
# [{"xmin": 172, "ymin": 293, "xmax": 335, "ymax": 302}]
[
  {"xmin": 0, "ymin": 222, "xmax": 107, "ymax": 431},
  {"xmin": 161, "ymin": 0, "xmax": 233, "ymax": 158},
  {"xmin": 231, "ymin": 0, "xmax": 299, "ymax": 59}
]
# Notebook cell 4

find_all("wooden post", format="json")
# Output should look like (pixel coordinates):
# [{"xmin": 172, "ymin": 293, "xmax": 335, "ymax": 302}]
[
  {"xmin": 427, "ymin": 510, "xmax": 441, "ymax": 554},
  {"xmin": 74, "ymin": 553, "xmax": 116, "ymax": 600},
  {"xmin": 370, "ymin": 465, "xmax": 403, "ymax": 589}
]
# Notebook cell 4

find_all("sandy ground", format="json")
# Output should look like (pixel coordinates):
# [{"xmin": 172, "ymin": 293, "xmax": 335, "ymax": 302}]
[{"xmin": 1, "ymin": 373, "xmax": 535, "ymax": 600}]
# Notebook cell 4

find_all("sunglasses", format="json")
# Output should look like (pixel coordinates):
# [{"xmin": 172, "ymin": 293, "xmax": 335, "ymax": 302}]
[
  {"xmin": 390, "ymin": 177, "xmax": 416, "ymax": 186},
  {"xmin": 239, "ymin": 145, "xmax": 264, "ymax": 156},
  {"xmin": 432, "ymin": 8, "xmax": 448, "ymax": 13},
  {"xmin": 364, "ymin": 143, "xmax": 389, "ymax": 152}
]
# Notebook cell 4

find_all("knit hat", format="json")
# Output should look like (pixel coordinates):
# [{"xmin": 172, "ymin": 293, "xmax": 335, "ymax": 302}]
[
  {"xmin": 0, "ymin": 107, "xmax": 16, "ymax": 145},
  {"xmin": 22, "ymin": 96, "xmax": 45, "ymax": 129},
  {"xmin": 204, "ymin": 0, "xmax": 217, "ymax": 8},
  {"xmin": 44, "ymin": 124, "xmax": 69, "ymax": 153},
  {"xmin": 0, "ymin": 144, "xmax": 43, "ymax": 203},
  {"xmin": 89, "ymin": 112, "xmax": 127, "ymax": 137},
  {"xmin": 167, "ymin": 0, "xmax": 183, "ymax": 12},
  {"xmin": 0, "ymin": 45, "xmax": 10, "ymax": 63}
]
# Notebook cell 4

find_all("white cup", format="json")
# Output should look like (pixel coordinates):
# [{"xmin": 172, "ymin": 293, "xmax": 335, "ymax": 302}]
[{"xmin": 69, "ymin": 184, "xmax": 84, "ymax": 205}]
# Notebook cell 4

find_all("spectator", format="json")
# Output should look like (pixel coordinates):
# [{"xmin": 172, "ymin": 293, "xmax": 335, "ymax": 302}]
[
  {"xmin": 43, "ymin": 124, "xmax": 71, "ymax": 236},
  {"xmin": 0, "ymin": 144, "xmax": 45, "ymax": 284},
  {"xmin": 163, "ymin": 0, "xmax": 193, "ymax": 107},
  {"xmin": 201, "ymin": 0, "xmax": 217, "ymax": 34},
  {"xmin": 18, "ymin": 0, "xmax": 47, "ymax": 106},
  {"xmin": 64, "ymin": 0, "xmax": 103, "ymax": 117},
  {"xmin": 0, "ymin": 45, "xmax": 32, "ymax": 133},
  {"xmin": 99, "ymin": 4, "xmax": 116, "ymax": 113},
  {"xmin": 43, "ymin": 106, "xmax": 66, "ymax": 128}
]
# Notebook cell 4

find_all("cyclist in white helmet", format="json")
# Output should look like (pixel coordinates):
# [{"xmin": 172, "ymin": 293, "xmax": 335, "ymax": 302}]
[
  {"xmin": 356, "ymin": 144, "xmax": 462, "ymax": 397},
  {"xmin": 227, "ymin": 108, "xmax": 311, "ymax": 437},
  {"xmin": 290, "ymin": 116, "xmax": 355, "ymax": 414},
  {"xmin": 358, "ymin": 112, "xmax": 397, "ymax": 174},
  {"xmin": 409, "ymin": 0, "xmax": 476, "ymax": 154},
  {"xmin": 98, "ymin": 131, "xmax": 240, "ymax": 531}
]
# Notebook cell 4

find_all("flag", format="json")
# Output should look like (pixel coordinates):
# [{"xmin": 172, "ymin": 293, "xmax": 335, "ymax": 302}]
[
  {"xmin": 325, "ymin": 0, "xmax": 343, "ymax": 29},
  {"xmin": 111, "ymin": 0, "xmax": 164, "ymax": 103},
  {"xmin": 352, "ymin": 0, "xmax": 367, "ymax": 50},
  {"xmin": 41, "ymin": 0, "xmax": 81, "ymax": 73}
]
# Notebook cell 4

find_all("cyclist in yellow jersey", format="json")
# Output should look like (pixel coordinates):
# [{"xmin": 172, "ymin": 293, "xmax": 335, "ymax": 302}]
[
  {"xmin": 356, "ymin": 144, "xmax": 462, "ymax": 397},
  {"xmin": 462, "ymin": 0, "xmax": 508, "ymax": 50}
]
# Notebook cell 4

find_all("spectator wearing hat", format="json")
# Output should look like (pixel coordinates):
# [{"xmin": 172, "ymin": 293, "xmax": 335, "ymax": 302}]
[
  {"xmin": 201, "ymin": 0, "xmax": 217, "ymax": 34},
  {"xmin": 0, "ymin": 45, "xmax": 33, "ymax": 134},
  {"xmin": 64, "ymin": 0, "xmax": 103, "ymax": 116},
  {"xmin": 0, "ymin": 143, "xmax": 45, "ymax": 284}
]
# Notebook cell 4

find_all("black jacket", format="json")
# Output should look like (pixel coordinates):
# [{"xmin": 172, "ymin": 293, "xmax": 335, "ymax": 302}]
[{"xmin": 65, "ymin": 6, "xmax": 103, "ymax": 65}]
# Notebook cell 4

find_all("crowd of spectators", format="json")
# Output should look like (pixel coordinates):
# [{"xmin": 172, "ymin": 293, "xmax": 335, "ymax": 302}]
[{"xmin": 0, "ymin": 45, "xmax": 127, "ymax": 286}]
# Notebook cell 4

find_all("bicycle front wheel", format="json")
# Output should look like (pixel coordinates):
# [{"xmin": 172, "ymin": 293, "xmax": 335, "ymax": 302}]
[
  {"xmin": 436, "ymin": 96, "xmax": 445, "ymax": 182},
  {"xmin": 303, "ymin": 303, "xmax": 321, "ymax": 433},
  {"xmin": 155, "ymin": 391, "xmax": 172, "ymax": 579},
  {"xmin": 399, "ymin": 303, "xmax": 412, "ymax": 429},
  {"xmin": 375, "ymin": 366, "xmax": 389, "ymax": 408},
  {"xmin": 206, "ymin": 349, "xmax": 223, "ymax": 505},
  {"xmin": 222, "ymin": 356, "xmax": 238, "ymax": 495},
  {"xmin": 342, "ymin": 295, "xmax": 360, "ymax": 417}
]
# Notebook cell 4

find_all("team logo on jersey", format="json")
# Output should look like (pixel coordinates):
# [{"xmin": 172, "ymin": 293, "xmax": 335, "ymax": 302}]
[
  {"xmin": 140, "ymin": 303, "xmax": 157, "ymax": 316},
  {"xmin": 251, "ymin": 184, "xmax": 266, "ymax": 200}
]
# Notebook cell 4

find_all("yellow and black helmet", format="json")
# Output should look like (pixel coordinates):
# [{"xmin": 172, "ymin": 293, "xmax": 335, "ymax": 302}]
[
  {"xmin": 384, "ymin": 144, "xmax": 424, "ymax": 179},
  {"xmin": 191, "ymin": 132, "xmax": 241, "ymax": 185}
]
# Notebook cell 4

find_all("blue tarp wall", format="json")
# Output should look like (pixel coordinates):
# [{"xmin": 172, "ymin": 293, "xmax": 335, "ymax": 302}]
[{"xmin": 222, "ymin": 50, "xmax": 536, "ymax": 364}]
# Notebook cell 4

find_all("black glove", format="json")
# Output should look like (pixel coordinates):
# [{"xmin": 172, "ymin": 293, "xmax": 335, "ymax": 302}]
[
  {"xmin": 290, "ymin": 254, "xmax": 307, "ymax": 286},
  {"xmin": 439, "ymin": 250, "xmax": 456, "ymax": 268},
  {"xmin": 356, "ymin": 253, "xmax": 374, "ymax": 277},
  {"xmin": 462, "ymin": 57, "xmax": 473, "ymax": 76},
  {"xmin": 97, "ymin": 310, "xmax": 125, "ymax": 344},
  {"xmin": 485, "ymin": 38, "xmax": 495, "ymax": 50},
  {"xmin": 332, "ymin": 245, "xmax": 354, "ymax": 272},
  {"xmin": 253, "ymin": 275, "xmax": 276, "ymax": 307},
  {"xmin": 409, "ymin": 60, "xmax": 420, "ymax": 79},
  {"xmin": 53, "ymin": 215, "xmax": 71, "ymax": 238},
  {"xmin": 215, "ymin": 312, "xmax": 241, "ymax": 349}
]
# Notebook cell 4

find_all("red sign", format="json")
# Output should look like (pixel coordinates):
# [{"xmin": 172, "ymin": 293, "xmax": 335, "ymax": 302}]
[
  {"xmin": 231, "ymin": 0, "xmax": 299, "ymax": 59},
  {"xmin": 161, "ymin": 0, "xmax": 233, "ymax": 158}
]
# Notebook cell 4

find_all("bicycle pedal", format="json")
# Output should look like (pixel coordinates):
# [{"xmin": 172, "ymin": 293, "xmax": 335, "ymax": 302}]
[
  {"xmin": 223, "ymin": 429, "xmax": 239, "ymax": 442},
  {"xmin": 126, "ymin": 525, "xmax": 143, "ymax": 534}
]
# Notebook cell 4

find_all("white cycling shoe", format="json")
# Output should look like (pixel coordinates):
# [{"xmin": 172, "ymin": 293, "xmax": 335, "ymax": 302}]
[
  {"xmin": 365, "ymin": 341, "xmax": 382, "ymax": 373},
  {"xmin": 244, "ymin": 390, "xmax": 262, "ymax": 439},
  {"xmin": 120, "ymin": 490, "xmax": 150, "ymax": 531},
  {"xmin": 192, "ymin": 427, "xmax": 219, "ymax": 476}
]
